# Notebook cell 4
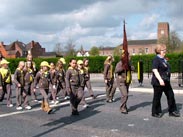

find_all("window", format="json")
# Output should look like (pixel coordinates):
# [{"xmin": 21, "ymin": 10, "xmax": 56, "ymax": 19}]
[{"xmin": 145, "ymin": 48, "xmax": 148, "ymax": 54}]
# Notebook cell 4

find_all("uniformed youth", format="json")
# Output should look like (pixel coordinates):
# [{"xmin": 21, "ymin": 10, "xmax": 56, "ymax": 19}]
[
  {"xmin": 49, "ymin": 62, "xmax": 59, "ymax": 105},
  {"xmin": 0, "ymin": 59, "xmax": 13, "ymax": 107},
  {"xmin": 83, "ymin": 58, "xmax": 96, "ymax": 99},
  {"xmin": 103, "ymin": 55, "xmax": 116, "ymax": 103},
  {"xmin": 115, "ymin": 53, "xmax": 133, "ymax": 114},
  {"xmin": 14, "ymin": 61, "xmax": 31, "ymax": 110},
  {"xmin": 65, "ymin": 58, "xmax": 84, "ymax": 115},
  {"xmin": 56, "ymin": 58, "xmax": 69, "ymax": 100},
  {"xmin": 77, "ymin": 60, "xmax": 89, "ymax": 108},
  {"xmin": 26, "ymin": 53, "xmax": 38, "ymax": 102},
  {"xmin": 34, "ymin": 61, "xmax": 52, "ymax": 114}
]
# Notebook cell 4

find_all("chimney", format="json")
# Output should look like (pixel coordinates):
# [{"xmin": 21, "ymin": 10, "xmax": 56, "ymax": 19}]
[
  {"xmin": 31, "ymin": 40, "xmax": 34, "ymax": 48},
  {"xmin": 0, "ymin": 42, "xmax": 4, "ymax": 46}
]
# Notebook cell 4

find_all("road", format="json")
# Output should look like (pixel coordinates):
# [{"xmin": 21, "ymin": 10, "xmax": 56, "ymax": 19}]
[{"xmin": 0, "ymin": 74, "xmax": 183, "ymax": 137}]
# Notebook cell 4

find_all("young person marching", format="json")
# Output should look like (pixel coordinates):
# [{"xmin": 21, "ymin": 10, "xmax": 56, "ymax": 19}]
[
  {"xmin": 103, "ymin": 55, "xmax": 116, "ymax": 103},
  {"xmin": 66, "ymin": 58, "xmax": 84, "ymax": 115},
  {"xmin": 56, "ymin": 58, "xmax": 69, "ymax": 100},
  {"xmin": 14, "ymin": 61, "xmax": 31, "ymax": 110},
  {"xmin": 26, "ymin": 53, "xmax": 38, "ymax": 102},
  {"xmin": 83, "ymin": 58, "xmax": 96, "ymax": 99},
  {"xmin": 49, "ymin": 62, "xmax": 59, "ymax": 105},
  {"xmin": 34, "ymin": 61, "xmax": 52, "ymax": 114},
  {"xmin": 0, "ymin": 59, "xmax": 13, "ymax": 107},
  {"xmin": 77, "ymin": 60, "xmax": 89, "ymax": 108},
  {"xmin": 23, "ymin": 60, "xmax": 35, "ymax": 110}
]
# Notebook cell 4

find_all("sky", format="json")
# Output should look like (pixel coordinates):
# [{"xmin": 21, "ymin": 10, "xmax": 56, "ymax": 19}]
[{"xmin": 0, "ymin": 0, "xmax": 183, "ymax": 52}]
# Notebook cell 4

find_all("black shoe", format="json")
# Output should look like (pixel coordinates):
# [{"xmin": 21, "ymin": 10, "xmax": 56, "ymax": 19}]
[
  {"xmin": 121, "ymin": 111, "xmax": 128, "ymax": 114},
  {"xmin": 91, "ymin": 95, "xmax": 96, "ymax": 99},
  {"xmin": 72, "ymin": 110, "xmax": 79, "ymax": 116},
  {"xmin": 152, "ymin": 113, "xmax": 162, "ymax": 118},
  {"xmin": 169, "ymin": 111, "xmax": 180, "ymax": 117}
]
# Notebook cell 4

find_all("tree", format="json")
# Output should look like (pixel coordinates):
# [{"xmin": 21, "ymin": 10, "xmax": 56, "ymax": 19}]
[
  {"xmin": 54, "ymin": 43, "xmax": 64, "ymax": 56},
  {"xmin": 89, "ymin": 46, "xmax": 99, "ymax": 56},
  {"xmin": 113, "ymin": 45, "xmax": 122, "ymax": 56},
  {"xmin": 158, "ymin": 31, "xmax": 182, "ymax": 53},
  {"xmin": 64, "ymin": 39, "xmax": 76, "ymax": 56}
]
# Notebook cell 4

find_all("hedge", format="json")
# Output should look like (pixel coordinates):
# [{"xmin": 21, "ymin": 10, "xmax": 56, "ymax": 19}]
[{"xmin": 5, "ymin": 53, "xmax": 183, "ymax": 73}]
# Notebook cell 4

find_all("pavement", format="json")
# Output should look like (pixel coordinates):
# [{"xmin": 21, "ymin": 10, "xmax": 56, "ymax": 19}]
[
  {"xmin": 0, "ymin": 73, "xmax": 182, "ymax": 137},
  {"xmin": 90, "ymin": 73, "xmax": 183, "ymax": 94}
]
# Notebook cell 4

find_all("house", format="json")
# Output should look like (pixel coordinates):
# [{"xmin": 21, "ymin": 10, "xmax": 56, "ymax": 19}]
[
  {"xmin": 26, "ymin": 41, "xmax": 45, "ymax": 58},
  {"xmin": 0, "ymin": 41, "xmax": 25, "ymax": 58},
  {"xmin": 76, "ymin": 50, "xmax": 90, "ymax": 57},
  {"xmin": 0, "ymin": 40, "xmax": 46, "ymax": 58},
  {"xmin": 99, "ymin": 22, "xmax": 169, "ymax": 56}
]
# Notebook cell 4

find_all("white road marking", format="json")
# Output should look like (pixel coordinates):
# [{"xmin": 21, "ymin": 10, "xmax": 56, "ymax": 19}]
[{"xmin": 0, "ymin": 94, "xmax": 106, "ymax": 118}]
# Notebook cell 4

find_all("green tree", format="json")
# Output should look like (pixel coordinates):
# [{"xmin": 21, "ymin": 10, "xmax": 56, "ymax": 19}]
[{"xmin": 89, "ymin": 46, "xmax": 99, "ymax": 56}]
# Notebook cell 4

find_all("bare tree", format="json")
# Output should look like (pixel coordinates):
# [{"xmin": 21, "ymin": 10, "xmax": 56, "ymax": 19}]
[
  {"xmin": 64, "ymin": 39, "xmax": 76, "ymax": 56},
  {"xmin": 54, "ymin": 43, "xmax": 64, "ymax": 56},
  {"xmin": 158, "ymin": 31, "xmax": 182, "ymax": 53}
]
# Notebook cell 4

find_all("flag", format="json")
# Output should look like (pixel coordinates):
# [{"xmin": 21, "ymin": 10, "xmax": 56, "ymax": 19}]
[{"xmin": 122, "ymin": 20, "xmax": 130, "ymax": 70}]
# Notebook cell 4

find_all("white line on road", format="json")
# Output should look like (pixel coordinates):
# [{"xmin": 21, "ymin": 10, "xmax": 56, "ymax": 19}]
[{"xmin": 0, "ymin": 94, "xmax": 106, "ymax": 118}]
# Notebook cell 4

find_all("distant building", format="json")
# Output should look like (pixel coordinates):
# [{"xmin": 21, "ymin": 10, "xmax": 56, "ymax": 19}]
[
  {"xmin": 0, "ymin": 40, "xmax": 46, "ymax": 58},
  {"xmin": 76, "ymin": 50, "xmax": 90, "ymax": 57},
  {"xmin": 99, "ymin": 22, "xmax": 169, "ymax": 56}
]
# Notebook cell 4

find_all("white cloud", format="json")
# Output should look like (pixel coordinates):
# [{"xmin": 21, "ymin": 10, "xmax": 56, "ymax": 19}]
[{"xmin": 0, "ymin": 0, "xmax": 182, "ymax": 52}]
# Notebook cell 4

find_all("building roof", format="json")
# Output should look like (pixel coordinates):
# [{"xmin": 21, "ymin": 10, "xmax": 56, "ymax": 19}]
[
  {"xmin": 127, "ymin": 39, "xmax": 157, "ymax": 45},
  {"xmin": 7, "ymin": 50, "xmax": 18, "ymax": 55},
  {"xmin": 8, "ymin": 41, "xmax": 26, "ymax": 51}
]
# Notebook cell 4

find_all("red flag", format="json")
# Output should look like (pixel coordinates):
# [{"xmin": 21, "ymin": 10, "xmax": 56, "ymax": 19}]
[{"xmin": 122, "ymin": 20, "xmax": 130, "ymax": 70}]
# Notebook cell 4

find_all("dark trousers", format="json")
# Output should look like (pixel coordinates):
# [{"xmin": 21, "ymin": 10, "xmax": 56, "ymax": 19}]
[
  {"xmin": 16, "ymin": 87, "xmax": 28, "ymax": 107},
  {"xmin": 152, "ymin": 82, "xmax": 177, "ymax": 114},
  {"xmin": 117, "ymin": 82, "xmax": 129, "ymax": 112},
  {"xmin": 39, "ymin": 88, "xmax": 49, "ymax": 103},
  {"xmin": 57, "ymin": 82, "xmax": 68, "ymax": 97},
  {"xmin": 105, "ymin": 79, "xmax": 116, "ymax": 101},
  {"xmin": 70, "ymin": 86, "xmax": 84, "ymax": 111},
  {"xmin": 0, "ymin": 83, "xmax": 12, "ymax": 105},
  {"xmin": 85, "ymin": 80, "xmax": 94, "ymax": 96}
]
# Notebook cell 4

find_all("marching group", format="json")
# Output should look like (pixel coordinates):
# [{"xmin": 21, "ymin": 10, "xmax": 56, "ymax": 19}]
[
  {"xmin": 0, "ymin": 44, "xmax": 181, "ymax": 117},
  {"xmin": 0, "ymin": 54, "xmax": 96, "ymax": 115}
]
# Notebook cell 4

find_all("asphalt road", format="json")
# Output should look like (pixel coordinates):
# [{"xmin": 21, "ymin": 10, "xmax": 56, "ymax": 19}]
[{"xmin": 0, "ymin": 75, "xmax": 183, "ymax": 137}]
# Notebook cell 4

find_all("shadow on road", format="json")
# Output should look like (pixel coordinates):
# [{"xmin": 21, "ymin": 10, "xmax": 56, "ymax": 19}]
[
  {"xmin": 31, "ymin": 103, "xmax": 104, "ymax": 137},
  {"xmin": 128, "ymin": 101, "xmax": 152, "ymax": 112}
]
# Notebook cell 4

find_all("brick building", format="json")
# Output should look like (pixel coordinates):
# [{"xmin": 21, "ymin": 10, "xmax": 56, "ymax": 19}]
[
  {"xmin": 0, "ymin": 40, "xmax": 46, "ymax": 58},
  {"xmin": 99, "ymin": 22, "xmax": 169, "ymax": 56}
]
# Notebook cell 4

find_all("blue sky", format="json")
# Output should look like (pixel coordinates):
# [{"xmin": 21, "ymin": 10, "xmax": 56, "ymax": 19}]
[{"xmin": 0, "ymin": 0, "xmax": 182, "ymax": 52}]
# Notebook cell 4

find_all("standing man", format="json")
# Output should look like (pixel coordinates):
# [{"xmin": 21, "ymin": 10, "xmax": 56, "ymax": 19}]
[{"xmin": 103, "ymin": 55, "xmax": 116, "ymax": 103}]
